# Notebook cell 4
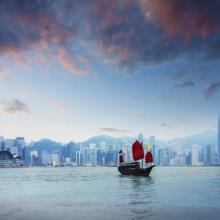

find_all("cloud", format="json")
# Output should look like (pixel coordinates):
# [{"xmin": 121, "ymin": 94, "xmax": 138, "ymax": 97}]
[
  {"xmin": 204, "ymin": 81, "xmax": 220, "ymax": 99},
  {"xmin": 160, "ymin": 122, "xmax": 174, "ymax": 128},
  {"xmin": 161, "ymin": 123, "xmax": 167, "ymax": 127},
  {"xmin": 138, "ymin": 114, "xmax": 147, "ymax": 119},
  {"xmin": 169, "ymin": 72, "xmax": 186, "ymax": 81},
  {"xmin": 158, "ymin": 94, "xmax": 175, "ymax": 102},
  {"xmin": 101, "ymin": 127, "xmax": 132, "ymax": 133},
  {"xmin": 57, "ymin": 101, "xmax": 65, "ymax": 108},
  {"xmin": 88, "ymin": 0, "xmax": 220, "ymax": 70},
  {"xmin": 142, "ymin": 0, "xmax": 220, "ymax": 40},
  {"xmin": 178, "ymin": 81, "xmax": 195, "ymax": 88},
  {"xmin": 23, "ymin": 88, "xmax": 37, "ymax": 97},
  {"xmin": 57, "ymin": 48, "xmax": 89, "ymax": 76},
  {"xmin": 0, "ymin": 99, "xmax": 30, "ymax": 114},
  {"xmin": 0, "ymin": 0, "xmax": 220, "ymax": 82}
]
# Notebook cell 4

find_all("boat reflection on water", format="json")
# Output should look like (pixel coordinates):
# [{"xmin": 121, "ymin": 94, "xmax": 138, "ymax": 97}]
[{"xmin": 118, "ymin": 173, "xmax": 158, "ymax": 219}]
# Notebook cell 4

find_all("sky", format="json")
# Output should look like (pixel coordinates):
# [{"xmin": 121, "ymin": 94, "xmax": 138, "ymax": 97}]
[{"xmin": 0, "ymin": 0, "xmax": 220, "ymax": 142}]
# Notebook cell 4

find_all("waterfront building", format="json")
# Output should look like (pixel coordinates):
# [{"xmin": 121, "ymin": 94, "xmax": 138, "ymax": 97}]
[
  {"xmin": 185, "ymin": 151, "xmax": 192, "ymax": 165},
  {"xmin": 218, "ymin": 116, "xmax": 220, "ymax": 162},
  {"xmin": 41, "ymin": 151, "xmax": 59, "ymax": 166},
  {"xmin": 51, "ymin": 153, "xmax": 59, "ymax": 166},
  {"xmin": 122, "ymin": 146, "xmax": 128, "ymax": 162},
  {"xmin": 192, "ymin": 145, "xmax": 203, "ymax": 166},
  {"xmin": 0, "ymin": 151, "xmax": 13, "ymax": 167},
  {"xmin": 15, "ymin": 137, "xmax": 25, "ymax": 156},
  {"xmin": 30, "ymin": 150, "xmax": 41, "ymax": 166},
  {"xmin": 158, "ymin": 148, "xmax": 169, "ymax": 166},
  {"xmin": 108, "ymin": 144, "xmax": 114, "ymax": 151},
  {"xmin": 0, "ymin": 136, "xmax": 4, "ymax": 151},
  {"xmin": 79, "ymin": 145, "xmax": 88, "ymax": 165},
  {"xmin": 179, "ymin": 155, "xmax": 186, "ymax": 166},
  {"xmin": 99, "ymin": 141, "xmax": 107, "ymax": 151},
  {"xmin": 149, "ymin": 136, "xmax": 156, "ymax": 145},
  {"xmin": 76, "ymin": 151, "xmax": 81, "ymax": 166},
  {"xmin": 66, "ymin": 142, "xmax": 77, "ymax": 162},
  {"xmin": 88, "ymin": 148, "xmax": 97, "ymax": 166},
  {"xmin": 97, "ymin": 150, "xmax": 106, "ymax": 165},
  {"xmin": 22, "ymin": 146, "xmax": 31, "ymax": 165},
  {"xmin": 10, "ymin": 146, "xmax": 18, "ymax": 155},
  {"xmin": 202, "ymin": 145, "xmax": 216, "ymax": 165},
  {"xmin": 170, "ymin": 158, "xmax": 178, "ymax": 166},
  {"xmin": 41, "ymin": 151, "xmax": 48, "ymax": 165},
  {"xmin": 106, "ymin": 151, "xmax": 117, "ymax": 166},
  {"xmin": 4, "ymin": 139, "xmax": 15, "ymax": 152}
]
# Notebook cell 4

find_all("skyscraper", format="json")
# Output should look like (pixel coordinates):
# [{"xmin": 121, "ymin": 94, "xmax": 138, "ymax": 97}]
[
  {"xmin": 0, "ymin": 136, "xmax": 4, "ymax": 151},
  {"xmin": 218, "ymin": 116, "xmax": 220, "ymax": 163},
  {"xmin": 191, "ymin": 144, "xmax": 202, "ymax": 166},
  {"xmin": 15, "ymin": 137, "xmax": 25, "ymax": 156}
]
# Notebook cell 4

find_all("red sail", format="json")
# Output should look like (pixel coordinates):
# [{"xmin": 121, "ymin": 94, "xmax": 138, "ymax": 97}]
[
  {"xmin": 132, "ymin": 140, "xmax": 144, "ymax": 161},
  {"xmin": 145, "ymin": 151, "xmax": 153, "ymax": 163}
]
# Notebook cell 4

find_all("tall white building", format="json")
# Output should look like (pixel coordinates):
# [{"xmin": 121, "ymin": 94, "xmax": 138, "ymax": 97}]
[
  {"xmin": 15, "ymin": 137, "xmax": 25, "ymax": 156},
  {"xmin": 192, "ymin": 144, "xmax": 202, "ymax": 166}
]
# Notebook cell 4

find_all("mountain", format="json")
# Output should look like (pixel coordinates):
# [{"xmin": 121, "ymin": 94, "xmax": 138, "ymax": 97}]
[
  {"xmin": 169, "ymin": 130, "xmax": 217, "ymax": 149},
  {"xmin": 82, "ymin": 135, "xmax": 137, "ymax": 147},
  {"xmin": 82, "ymin": 135, "xmax": 124, "ymax": 146},
  {"xmin": 29, "ymin": 130, "xmax": 217, "ymax": 152},
  {"xmin": 31, "ymin": 138, "xmax": 63, "ymax": 153}
]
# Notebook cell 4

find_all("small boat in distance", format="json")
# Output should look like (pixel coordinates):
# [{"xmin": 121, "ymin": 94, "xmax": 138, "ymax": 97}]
[{"xmin": 118, "ymin": 140, "xmax": 155, "ymax": 176}]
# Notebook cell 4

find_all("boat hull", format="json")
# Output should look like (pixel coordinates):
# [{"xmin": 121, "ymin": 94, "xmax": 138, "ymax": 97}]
[{"xmin": 118, "ymin": 163, "xmax": 155, "ymax": 176}]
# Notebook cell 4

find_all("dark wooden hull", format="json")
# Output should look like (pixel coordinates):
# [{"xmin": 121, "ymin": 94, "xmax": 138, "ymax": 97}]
[{"xmin": 118, "ymin": 163, "xmax": 155, "ymax": 176}]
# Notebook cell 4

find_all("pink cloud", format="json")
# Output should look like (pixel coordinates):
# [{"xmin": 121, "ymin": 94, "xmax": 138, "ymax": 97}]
[{"xmin": 57, "ymin": 48, "xmax": 90, "ymax": 76}]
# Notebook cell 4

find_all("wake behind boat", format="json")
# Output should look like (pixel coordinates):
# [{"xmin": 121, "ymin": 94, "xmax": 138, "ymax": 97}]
[{"xmin": 118, "ymin": 140, "xmax": 155, "ymax": 176}]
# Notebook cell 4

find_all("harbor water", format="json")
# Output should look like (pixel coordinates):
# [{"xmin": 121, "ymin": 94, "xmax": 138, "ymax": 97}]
[{"xmin": 0, "ymin": 167, "xmax": 220, "ymax": 220}]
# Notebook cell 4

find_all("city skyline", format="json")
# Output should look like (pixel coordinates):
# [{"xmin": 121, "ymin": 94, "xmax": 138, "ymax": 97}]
[
  {"xmin": 0, "ymin": 1, "xmax": 220, "ymax": 142},
  {"xmin": 0, "ymin": 132, "xmax": 218, "ymax": 168}
]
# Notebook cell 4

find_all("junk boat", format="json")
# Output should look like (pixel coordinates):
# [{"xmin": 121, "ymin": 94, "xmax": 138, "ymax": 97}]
[{"xmin": 118, "ymin": 140, "xmax": 155, "ymax": 176}]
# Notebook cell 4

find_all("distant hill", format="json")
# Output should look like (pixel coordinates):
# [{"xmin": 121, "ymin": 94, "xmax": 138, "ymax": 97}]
[
  {"xmin": 31, "ymin": 138, "xmax": 63, "ymax": 153},
  {"xmin": 81, "ymin": 135, "xmax": 136, "ymax": 147},
  {"xmin": 169, "ymin": 130, "xmax": 217, "ymax": 149},
  {"xmin": 29, "ymin": 130, "xmax": 217, "ymax": 152},
  {"xmin": 82, "ymin": 135, "xmax": 123, "ymax": 146},
  {"xmin": 82, "ymin": 131, "xmax": 217, "ymax": 149}
]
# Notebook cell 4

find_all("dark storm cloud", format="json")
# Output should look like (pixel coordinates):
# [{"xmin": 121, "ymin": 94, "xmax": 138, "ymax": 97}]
[
  {"xmin": 88, "ymin": 0, "xmax": 220, "ymax": 69},
  {"xmin": 0, "ymin": 99, "xmax": 30, "ymax": 114},
  {"xmin": 145, "ymin": 0, "xmax": 220, "ymax": 40},
  {"xmin": 0, "ymin": 0, "xmax": 74, "ymax": 55},
  {"xmin": 204, "ymin": 82, "xmax": 220, "ymax": 100},
  {"xmin": 0, "ymin": 0, "xmax": 220, "ymax": 79}
]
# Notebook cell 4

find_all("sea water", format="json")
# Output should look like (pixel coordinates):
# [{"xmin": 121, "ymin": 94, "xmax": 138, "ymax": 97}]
[{"xmin": 0, "ymin": 167, "xmax": 220, "ymax": 220}]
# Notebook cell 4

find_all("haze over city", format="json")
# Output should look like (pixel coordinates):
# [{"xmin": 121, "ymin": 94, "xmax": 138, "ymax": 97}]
[{"xmin": 0, "ymin": 0, "xmax": 220, "ymax": 142}]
